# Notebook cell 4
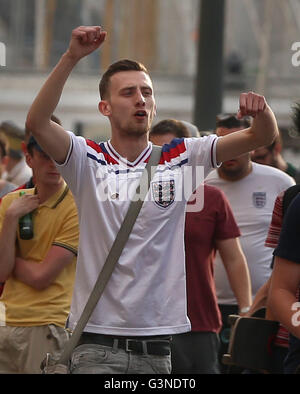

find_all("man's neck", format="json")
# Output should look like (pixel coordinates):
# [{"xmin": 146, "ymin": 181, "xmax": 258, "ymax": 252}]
[
  {"xmin": 35, "ymin": 180, "xmax": 64, "ymax": 204},
  {"xmin": 109, "ymin": 134, "xmax": 149, "ymax": 163},
  {"xmin": 218, "ymin": 162, "xmax": 253, "ymax": 182}
]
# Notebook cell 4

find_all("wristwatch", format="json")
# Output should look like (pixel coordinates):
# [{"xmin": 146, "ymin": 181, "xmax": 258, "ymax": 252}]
[{"xmin": 239, "ymin": 306, "xmax": 251, "ymax": 314}]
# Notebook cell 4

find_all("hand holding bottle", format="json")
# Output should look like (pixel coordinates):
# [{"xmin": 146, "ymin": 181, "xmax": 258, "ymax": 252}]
[
  {"xmin": 6, "ymin": 192, "xmax": 39, "ymax": 239},
  {"xmin": 6, "ymin": 192, "xmax": 39, "ymax": 218}
]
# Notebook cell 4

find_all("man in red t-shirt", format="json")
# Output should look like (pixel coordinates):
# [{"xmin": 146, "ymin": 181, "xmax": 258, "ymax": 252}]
[{"xmin": 171, "ymin": 184, "xmax": 251, "ymax": 373}]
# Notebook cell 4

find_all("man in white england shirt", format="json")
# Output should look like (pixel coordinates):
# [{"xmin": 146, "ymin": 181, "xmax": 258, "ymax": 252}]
[
  {"xmin": 205, "ymin": 114, "xmax": 295, "ymax": 370},
  {"xmin": 26, "ymin": 26, "xmax": 279, "ymax": 374}
]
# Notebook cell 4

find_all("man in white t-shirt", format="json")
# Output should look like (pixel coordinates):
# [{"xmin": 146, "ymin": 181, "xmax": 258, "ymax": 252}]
[
  {"xmin": 205, "ymin": 114, "xmax": 295, "ymax": 370},
  {"xmin": 26, "ymin": 26, "xmax": 279, "ymax": 374}
]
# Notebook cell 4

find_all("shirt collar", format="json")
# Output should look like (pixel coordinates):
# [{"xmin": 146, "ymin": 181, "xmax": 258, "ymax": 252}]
[
  {"xmin": 106, "ymin": 140, "xmax": 152, "ymax": 168},
  {"xmin": 35, "ymin": 182, "xmax": 69, "ymax": 209}
]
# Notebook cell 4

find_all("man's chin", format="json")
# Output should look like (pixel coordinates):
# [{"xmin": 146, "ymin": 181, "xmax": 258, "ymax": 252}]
[
  {"xmin": 220, "ymin": 167, "xmax": 243, "ymax": 178},
  {"xmin": 222, "ymin": 164, "xmax": 238, "ymax": 172},
  {"xmin": 126, "ymin": 126, "xmax": 149, "ymax": 137}
]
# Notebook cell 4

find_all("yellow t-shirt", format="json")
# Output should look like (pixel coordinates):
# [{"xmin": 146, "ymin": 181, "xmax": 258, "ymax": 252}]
[{"xmin": 0, "ymin": 183, "xmax": 79, "ymax": 327}]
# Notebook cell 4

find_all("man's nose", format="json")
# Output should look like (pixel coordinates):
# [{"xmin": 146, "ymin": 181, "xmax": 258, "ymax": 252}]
[
  {"xmin": 48, "ymin": 158, "xmax": 57, "ymax": 167},
  {"xmin": 135, "ymin": 90, "xmax": 146, "ymax": 106}
]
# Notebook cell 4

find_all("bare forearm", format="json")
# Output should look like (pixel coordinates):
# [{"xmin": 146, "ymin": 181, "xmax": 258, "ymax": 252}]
[
  {"xmin": 26, "ymin": 27, "xmax": 106, "ymax": 163},
  {"xmin": 0, "ymin": 194, "xmax": 40, "ymax": 282},
  {"xmin": 26, "ymin": 26, "xmax": 106, "ymax": 136},
  {"xmin": 268, "ymin": 257, "xmax": 300, "ymax": 338},
  {"xmin": 13, "ymin": 258, "xmax": 45, "ymax": 290},
  {"xmin": 248, "ymin": 277, "xmax": 271, "ymax": 316},
  {"xmin": 217, "ymin": 238, "xmax": 252, "ymax": 309},
  {"xmin": 14, "ymin": 246, "xmax": 75, "ymax": 291},
  {"xmin": 13, "ymin": 257, "xmax": 57, "ymax": 291},
  {"xmin": 249, "ymin": 105, "xmax": 279, "ymax": 148},
  {"xmin": 26, "ymin": 52, "xmax": 78, "ymax": 135},
  {"xmin": 224, "ymin": 257, "xmax": 252, "ymax": 309},
  {"xmin": 269, "ymin": 289, "xmax": 300, "ymax": 339},
  {"xmin": 216, "ymin": 94, "xmax": 279, "ymax": 164},
  {"xmin": 0, "ymin": 213, "xmax": 18, "ymax": 282}
]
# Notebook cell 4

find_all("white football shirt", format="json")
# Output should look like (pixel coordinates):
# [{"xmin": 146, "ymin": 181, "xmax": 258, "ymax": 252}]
[
  {"xmin": 205, "ymin": 162, "xmax": 295, "ymax": 304},
  {"xmin": 57, "ymin": 131, "xmax": 219, "ymax": 336}
]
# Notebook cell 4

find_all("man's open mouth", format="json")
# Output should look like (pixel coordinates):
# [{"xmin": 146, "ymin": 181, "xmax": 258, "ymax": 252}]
[{"xmin": 134, "ymin": 110, "xmax": 147, "ymax": 118}]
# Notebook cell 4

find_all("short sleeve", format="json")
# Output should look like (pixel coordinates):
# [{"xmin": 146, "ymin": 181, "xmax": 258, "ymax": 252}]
[
  {"xmin": 55, "ymin": 131, "xmax": 88, "ymax": 197},
  {"xmin": 52, "ymin": 195, "xmax": 79, "ymax": 255},
  {"xmin": 184, "ymin": 135, "xmax": 220, "ymax": 177}
]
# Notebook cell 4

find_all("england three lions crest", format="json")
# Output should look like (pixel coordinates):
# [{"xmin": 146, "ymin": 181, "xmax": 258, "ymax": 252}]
[
  {"xmin": 152, "ymin": 180, "xmax": 175, "ymax": 208},
  {"xmin": 252, "ymin": 192, "xmax": 266, "ymax": 208}
]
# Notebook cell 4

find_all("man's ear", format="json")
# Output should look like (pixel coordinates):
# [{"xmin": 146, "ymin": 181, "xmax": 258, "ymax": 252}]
[
  {"xmin": 98, "ymin": 100, "xmax": 111, "ymax": 117},
  {"xmin": 25, "ymin": 151, "xmax": 33, "ymax": 168}
]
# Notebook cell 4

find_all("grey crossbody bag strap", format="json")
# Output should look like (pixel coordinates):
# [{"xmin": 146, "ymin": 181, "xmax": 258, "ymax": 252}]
[{"xmin": 58, "ymin": 145, "xmax": 162, "ymax": 365}]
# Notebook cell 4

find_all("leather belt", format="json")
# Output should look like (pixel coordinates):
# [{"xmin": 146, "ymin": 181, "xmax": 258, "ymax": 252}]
[{"xmin": 78, "ymin": 332, "xmax": 171, "ymax": 356}]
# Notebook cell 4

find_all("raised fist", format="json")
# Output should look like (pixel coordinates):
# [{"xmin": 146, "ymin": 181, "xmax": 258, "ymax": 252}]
[
  {"xmin": 237, "ymin": 92, "xmax": 267, "ymax": 119},
  {"xmin": 67, "ymin": 26, "xmax": 107, "ymax": 61}
]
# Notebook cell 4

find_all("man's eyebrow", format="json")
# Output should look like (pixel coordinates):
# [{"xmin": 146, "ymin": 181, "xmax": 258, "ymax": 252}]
[
  {"xmin": 142, "ymin": 86, "xmax": 153, "ymax": 92},
  {"xmin": 119, "ymin": 85, "xmax": 153, "ymax": 93},
  {"xmin": 119, "ymin": 86, "xmax": 135, "ymax": 93}
]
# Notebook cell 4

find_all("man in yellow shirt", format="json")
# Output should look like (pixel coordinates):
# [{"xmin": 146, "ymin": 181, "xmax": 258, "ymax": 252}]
[{"xmin": 0, "ymin": 135, "xmax": 79, "ymax": 373}]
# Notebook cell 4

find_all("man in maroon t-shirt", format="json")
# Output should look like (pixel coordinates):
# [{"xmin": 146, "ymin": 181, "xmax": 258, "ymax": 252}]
[{"xmin": 171, "ymin": 184, "xmax": 251, "ymax": 373}]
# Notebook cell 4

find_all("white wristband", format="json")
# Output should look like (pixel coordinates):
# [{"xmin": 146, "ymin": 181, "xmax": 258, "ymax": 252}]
[{"xmin": 239, "ymin": 306, "xmax": 251, "ymax": 314}]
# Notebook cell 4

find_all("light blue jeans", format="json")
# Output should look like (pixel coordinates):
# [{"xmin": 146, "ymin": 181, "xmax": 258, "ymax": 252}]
[{"xmin": 70, "ymin": 343, "xmax": 171, "ymax": 374}]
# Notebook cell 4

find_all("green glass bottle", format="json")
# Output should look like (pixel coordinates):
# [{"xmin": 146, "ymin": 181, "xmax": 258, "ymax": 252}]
[{"xmin": 19, "ymin": 191, "xmax": 34, "ymax": 240}]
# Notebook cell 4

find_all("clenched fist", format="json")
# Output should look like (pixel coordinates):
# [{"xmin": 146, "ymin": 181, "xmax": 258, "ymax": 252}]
[
  {"xmin": 66, "ymin": 26, "xmax": 107, "ymax": 61},
  {"xmin": 237, "ymin": 92, "xmax": 267, "ymax": 119}
]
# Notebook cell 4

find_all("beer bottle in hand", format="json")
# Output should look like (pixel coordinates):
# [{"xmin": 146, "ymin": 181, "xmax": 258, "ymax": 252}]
[{"xmin": 19, "ymin": 191, "xmax": 34, "ymax": 240}]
